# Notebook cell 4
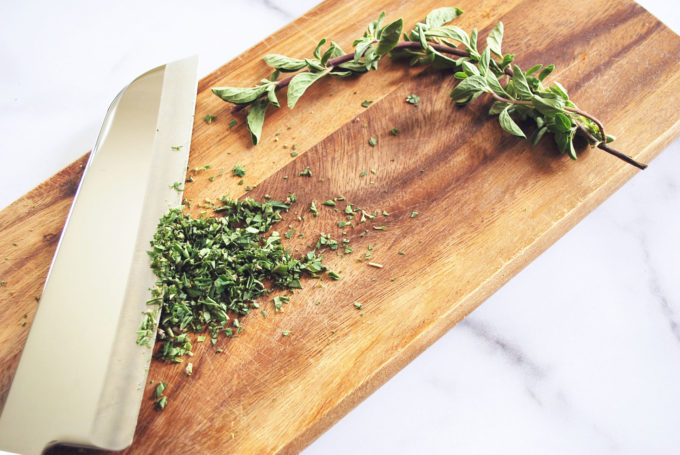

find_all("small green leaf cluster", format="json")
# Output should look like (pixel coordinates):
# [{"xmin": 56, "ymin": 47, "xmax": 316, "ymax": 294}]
[
  {"xmin": 211, "ymin": 12, "xmax": 403, "ymax": 144},
  {"xmin": 144, "ymin": 197, "xmax": 329, "ymax": 362}
]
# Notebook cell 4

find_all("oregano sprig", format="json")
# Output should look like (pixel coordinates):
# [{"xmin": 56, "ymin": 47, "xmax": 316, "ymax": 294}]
[{"xmin": 212, "ymin": 7, "xmax": 646, "ymax": 169}]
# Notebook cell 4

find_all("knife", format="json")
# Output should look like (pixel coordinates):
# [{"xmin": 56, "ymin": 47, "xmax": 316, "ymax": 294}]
[{"xmin": 0, "ymin": 56, "xmax": 198, "ymax": 455}]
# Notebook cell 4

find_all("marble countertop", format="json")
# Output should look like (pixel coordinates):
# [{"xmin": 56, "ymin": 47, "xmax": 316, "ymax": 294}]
[{"xmin": 2, "ymin": 1, "xmax": 679, "ymax": 453}]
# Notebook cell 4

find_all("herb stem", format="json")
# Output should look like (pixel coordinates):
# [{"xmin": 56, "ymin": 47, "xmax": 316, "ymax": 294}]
[{"xmin": 490, "ymin": 92, "xmax": 646, "ymax": 169}]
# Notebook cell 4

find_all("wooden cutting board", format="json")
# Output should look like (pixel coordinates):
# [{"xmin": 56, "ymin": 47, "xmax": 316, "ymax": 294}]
[{"xmin": 2, "ymin": 0, "xmax": 680, "ymax": 453}]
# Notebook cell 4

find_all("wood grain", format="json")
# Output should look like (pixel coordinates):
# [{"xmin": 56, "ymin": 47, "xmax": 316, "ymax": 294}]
[{"xmin": 2, "ymin": 0, "xmax": 680, "ymax": 453}]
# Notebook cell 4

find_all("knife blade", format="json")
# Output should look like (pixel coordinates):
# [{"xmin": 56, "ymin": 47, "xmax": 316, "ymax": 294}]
[{"xmin": 0, "ymin": 56, "xmax": 198, "ymax": 455}]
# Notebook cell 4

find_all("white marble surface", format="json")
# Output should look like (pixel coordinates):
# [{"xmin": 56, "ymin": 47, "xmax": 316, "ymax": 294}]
[{"xmin": 2, "ymin": 1, "xmax": 679, "ymax": 454}]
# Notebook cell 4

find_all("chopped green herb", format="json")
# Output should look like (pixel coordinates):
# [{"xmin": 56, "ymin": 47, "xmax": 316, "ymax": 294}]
[
  {"xmin": 196, "ymin": 335, "xmax": 206, "ymax": 342},
  {"xmin": 169, "ymin": 182, "xmax": 184, "ymax": 192},
  {"xmin": 185, "ymin": 362, "xmax": 193, "ymax": 376},
  {"xmin": 155, "ymin": 396, "xmax": 167, "ymax": 410},
  {"xmin": 390, "ymin": 128, "xmax": 400, "ymax": 136},
  {"xmin": 410, "ymin": 211, "xmax": 419, "ymax": 218},
  {"xmin": 405, "ymin": 93, "xmax": 420, "ymax": 106},
  {"xmin": 0, "ymin": 281, "xmax": 5, "ymax": 287},
  {"xmin": 228, "ymin": 119, "xmax": 238, "ymax": 129},
  {"xmin": 398, "ymin": 250, "xmax": 406, "ymax": 255},
  {"xmin": 204, "ymin": 115, "xmax": 217, "ymax": 124},
  {"xmin": 323, "ymin": 200, "xmax": 336, "ymax": 207},
  {"xmin": 344, "ymin": 204, "xmax": 353, "ymax": 215},
  {"xmin": 310, "ymin": 201, "xmax": 319, "ymax": 217},
  {"xmin": 142, "ymin": 198, "xmax": 329, "ymax": 362},
  {"xmin": 373, "ymin": 225, "xmax": 387, "ymax": 230},
  {"xmin": 233, "ymin": 164, "xmax": 246, "ymax": 177},
  {"xmin": 360, "ymin": 170, "xmax": 367, "ymax": 178},
  {"xmin": 290, "ymin": 151, "xmax": 298, "ymax": 157},
  {"xmin": 171, "ymin": 145, "xmax": 183, "ymax": 151},
  {"xmin": 368, "ymin": 137, "xmax": 377, "ymax": 147},
  {"xmin": 328, "ymin": 271, "xmax": 341, "ymax": 280},
  {"xmin": 282, "ymin": 330, "xmax": 291, "ymax": 336},
  {"xmin": 353, "ymin": 302, "xmax": 363, "ymax": 310},
  {"xmin": 299, "ymin": 166, "xmax": 313, "ymax": 177},
  {"xmin": 154, "ymin": 382, "xmax": 167, "ymax": 399},
  {"xmin": 361, "ymin": 100, "xmax": 373, "ymax": 108}
]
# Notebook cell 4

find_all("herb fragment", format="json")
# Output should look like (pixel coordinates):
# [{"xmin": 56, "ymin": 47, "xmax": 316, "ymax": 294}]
[
  {"xmin": 282, "ymin": 330, "xmax": 291, "ymax": 336},
  {"xmin": 323, "ymin": 200, "xmax": 336, "ymax": 207},
  {"xmin": 390, "ymin": 128, "xmax": 400, "ymax": 136},
  {"xmin": 204, "ymin": 115, "xmax": 217, "ymax": 124},
  {"xmin": 368, "ymin": 137, "xmax": 377, "ymax": 147},
  {"xmin": 229, "ymin": 119, "xmax": 238, "ymax": 129},
  {"xmin": 169, "ymin": 182, "xmax": 184, "ymax": 192},
  {"xmin": 154, "ymin": 382, "xmax": 167, "ymax": 399},
  {"xmin": 233, "ymin": 164, "xmax": 246, "ymax": 177},
  {"xmin": 354, "ymin": 302, "xmax": 363, "ymax": 310},
  {"xmin": 410, "ymin": 211, "xmax": 419, "ymax": 218},
  {"xmin": 361, "ymin": 100, "xmax": 373, "ymax": 107},
  {"xmin": 171, "ymin": 145, "xmax": 183, "ymax": 151},
  {"xmin": 299, "ymin": 166, "xmax": 313, "ymax": 177},
  {"xmin": 405, "ymin": 93, "xmax": 420, "ymax": 106}
]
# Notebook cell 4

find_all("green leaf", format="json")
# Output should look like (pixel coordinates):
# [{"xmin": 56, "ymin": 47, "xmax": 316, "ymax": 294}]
[
  {"xmin": 532, "ymin": 94, "xmax": 565, "ymax": 116},
  {"xmin": 554, "ymin": 129, "xmax": 577, "ymax": 159},
  {"xmin": 450, "ymin": 74, "xmax": 488, "ymax": 104},
  {"xmin": 485, "ymin": 71, "xmax": 510, "ymax": 98},
  {"xmin": 461, "ymin": 61, "xmax": 480, "ymax": 76},
  {"xmin": 330, "ymin": 70, "xmax": 353, "ymax": 77},
  {"xmin": 313, "ymin": 38, "xmax": 327, "ymax": 60},
  {"xmin": 376, "ymin": 18, "xmax": 403, "ymax": 55},
  {"xmin": 526, "ymin": 64, "xmax": 543, "ymax": 75},
  {"xmin": 354, "ymin": 38, "xmax": 373, "ymax": 62},
  {"xmin": 553, "ymin": 113, "xmax": 573, "ymax": 133},
  {"xmin": 263, "ymin": 54, "xmax": 306, "ymax": 72},
  {"xmin": 512, "ymin": 65, "xmax": 533, "ymax": 100},
  {"xmin": 538, "ymin": 64, "xmax": 554, "ymax": 81},
  {"xmin": 489, "ymin": 101, "xmax": 509, "ymax": 115},
  {"xmin": 321, "ymin": 41, "xmax": 344, "ymax": 66},
  {"xmin": 425, "ymin": 25, "xmax": 470, "ymax": 48},
  {"xmin": 212, "ymin": 84, "xmax": 269, "ymax": 105},
  {"xmin": 549, "ymin": 81, "xmax": 569, "ymax": 100},
  {"xmin": 531, "ymin": 126, "xmax": 548, "ymax": 145},
  {"xmin": 470, "ymin": 28, "xmax": 478, "ymax": 52},
  {"xmin": 487, "ymin": 22, "xmax": 504, "ymax": 57},
  {"xmin": 499, "ymin": 107, "xmax": 526, "ymax": 138},
  {"xmin": 425, "ymin": 7, "xmax": 463, "ymax": 28},
  {"xmin": 478, "ymin": 47, "xmax": 490, "ymax": 76},
  {"xmin": 266, "ymin": 85, "xmax": 280, "ymax": 108},
  {"xmin": 337, "ymin": 61, "xmax": 369, "ymax": 73},
  {"xmin": 287, "ymin": 70, "xmax": 328, "ymax": 109},
  {"xmin": 304, "ymin": 58, "xmax": 326, "ymax": 72},
  {"xmin": 246, "ymin": 99, "xmax": 268, "ymax": 145}
]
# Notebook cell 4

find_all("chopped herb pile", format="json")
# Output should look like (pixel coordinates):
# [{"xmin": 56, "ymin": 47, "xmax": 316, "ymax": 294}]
[{"xmin": 144, "ymin": 197, "xmax": 328, "ymax": 362}]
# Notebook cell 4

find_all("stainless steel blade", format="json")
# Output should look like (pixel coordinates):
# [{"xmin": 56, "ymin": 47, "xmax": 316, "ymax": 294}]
[{"xmin": 0, "ymin": 56, "xmax": 198, "ymax": 455}]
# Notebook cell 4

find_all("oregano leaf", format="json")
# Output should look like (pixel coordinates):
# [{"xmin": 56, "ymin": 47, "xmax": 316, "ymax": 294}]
[
  {"xmin": 499, "ymin": 107, "xmax": 526, "ymax": 138},
  {"xmin": 512, "ymin": 65, "xmax": 533, "ymax": 100},
  {"xmin": 376, "ymin": 18, "xmax": 403, "ymax": 55},
  {"xmin": 450, "ymin": 74, "xmax": 488, "ymax": 104},
  {"xmin": 247, "ymin": 99, "xmax": 269, "ymax": 145},
  {"xmin": 425, "ymin": 7, "xmax": 463, "ymax": 28},
  {"xmin": 538, "ymin": 64, "xmax": 554, "ymax": 81},
  {"xmin": 287, "ymin": 70, "xmax": 328, "ymax": 109},
  {"xmin": 487, "ymin": 22, "xmax": 504, "ymax": 57},
  {"xmin": 212, "ymin": 84, "xmax": 269, "ymax": 105},
  {"xmin": 263, "ymin": 54, "xmax": 306, "ymax": 72}
]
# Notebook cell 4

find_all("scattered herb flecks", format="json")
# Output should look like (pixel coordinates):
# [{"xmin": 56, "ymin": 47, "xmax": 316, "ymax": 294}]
[
  {"xmin": 142, "ymin": 197, "xmax": 329, "ymax": 362},
  {"xmin": 204, "ymin": 115, "xmax": 217, "ymax": 124}
]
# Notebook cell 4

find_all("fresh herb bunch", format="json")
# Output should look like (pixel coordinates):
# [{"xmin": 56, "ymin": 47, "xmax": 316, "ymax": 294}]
[
  {"xmin": 142, "ymin": 197, "xmax": 328, "ymax": 362},
  {"xmin": 212, "ymin": 7, "xmax": 645, "ymax": 169}
]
